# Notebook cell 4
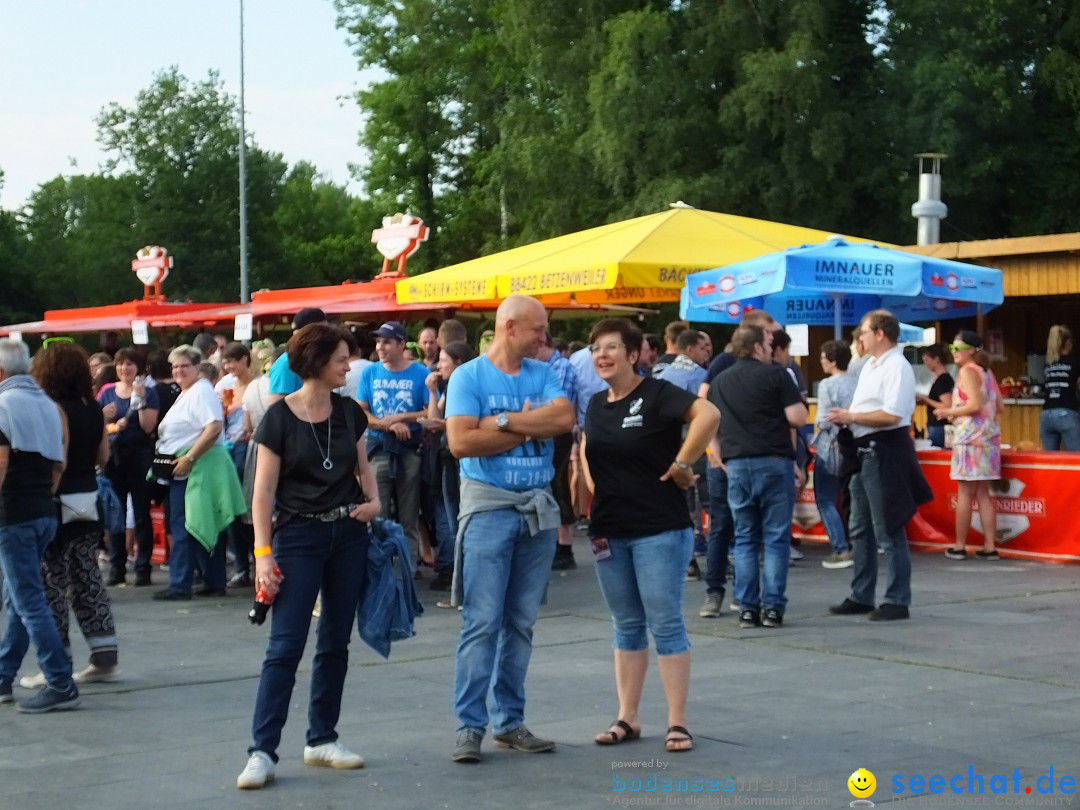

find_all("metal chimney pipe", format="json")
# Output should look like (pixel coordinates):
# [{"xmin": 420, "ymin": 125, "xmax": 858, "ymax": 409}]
[{"xmin": 911, "ymin": 152, "xmax": 948, "ymax": 245}]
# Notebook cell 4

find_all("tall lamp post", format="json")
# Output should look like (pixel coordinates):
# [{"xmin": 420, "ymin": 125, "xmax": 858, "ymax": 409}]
[{"xmin": 238, "ymin": 0, "xmax": 250, "ymax": 303}]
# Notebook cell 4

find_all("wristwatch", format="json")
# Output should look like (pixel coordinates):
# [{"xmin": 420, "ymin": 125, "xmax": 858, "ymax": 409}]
[
  {"xmin": 672, "ymin": 460, "xmax": 693, "ymax": 472},
  {"xmin": 496, "ymin": 412, "xmax": 510, "ymax": 431}
]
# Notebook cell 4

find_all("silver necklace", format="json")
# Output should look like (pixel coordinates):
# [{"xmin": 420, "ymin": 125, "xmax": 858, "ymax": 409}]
[{"xmin": 302, "ymin": 398, "xmax": 333, "ymax": 471}]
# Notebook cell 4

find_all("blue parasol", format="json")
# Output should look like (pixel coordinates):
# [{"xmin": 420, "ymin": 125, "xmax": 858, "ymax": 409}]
[{"xmin": 681, "ymin": 237, "xmax": 1004, "ymax": 337}]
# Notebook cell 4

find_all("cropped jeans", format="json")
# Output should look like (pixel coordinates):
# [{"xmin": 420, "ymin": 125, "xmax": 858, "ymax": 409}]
[
  {"xmin": 726, "ymin": 456, "xmax": 795, "ymax": 613},
  {"xmin": 594, "ymin": 528, "xmax": 693, "ymax": 656},
  {"xmin": 453, "ymin": 508, "xmax": 556, "ymax": 735},
  {"xmin": 250, "ymin": 516, "xmax": 369, "ymax": 760}
]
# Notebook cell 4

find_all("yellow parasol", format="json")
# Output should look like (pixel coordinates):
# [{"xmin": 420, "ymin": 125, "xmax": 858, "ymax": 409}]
[{"xmin": 396, "ymin": 205, "xmax": 879, "ymax": 306}]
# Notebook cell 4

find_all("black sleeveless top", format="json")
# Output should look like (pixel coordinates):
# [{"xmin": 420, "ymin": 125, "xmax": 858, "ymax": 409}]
[{"xmin": 59, "ymin": 397, "xmax": 104, "ymax": 495}]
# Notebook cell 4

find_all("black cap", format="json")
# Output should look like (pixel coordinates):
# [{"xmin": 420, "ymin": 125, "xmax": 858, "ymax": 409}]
[
  {"xmin": 293, "ymin": 307, "xmax": 327, "ymax": 330},
  {"xmin": 956, "ymin": 329, "xmax": 983, "ymax": 348}
]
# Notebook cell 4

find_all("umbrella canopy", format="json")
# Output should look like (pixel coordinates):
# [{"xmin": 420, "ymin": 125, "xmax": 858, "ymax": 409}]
[
  {"xmin": 396, "ymin": 207, "xmax": 879, "ymax": 306},
  {"xmin": 682, "ymin": 237, "xmax": 1003, "ymax": 335},
  {"xmin": 0, "ymin": 300, "xmax": 239, "ymax": 336}
]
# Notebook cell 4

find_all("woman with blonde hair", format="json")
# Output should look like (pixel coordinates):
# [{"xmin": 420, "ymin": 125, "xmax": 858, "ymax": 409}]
[
  {"xmin": 935, "ymin": 331, "xmax": 1003, "ymax": 560},
  {"xmin": 1040, "ymin": 325, "xmax": 1080, "ymax": 451}
]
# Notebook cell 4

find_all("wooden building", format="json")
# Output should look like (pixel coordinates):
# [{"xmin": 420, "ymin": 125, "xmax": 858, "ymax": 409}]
[{"xmin": 802, "ymin": 233, "xmax": 1080, "ymax": 448}]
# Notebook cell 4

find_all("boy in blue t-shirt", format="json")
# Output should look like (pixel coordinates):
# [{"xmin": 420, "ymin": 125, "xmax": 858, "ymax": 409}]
[{"xmin": 356, "ymin": 321, "xmax": 431, "ymax": 566}]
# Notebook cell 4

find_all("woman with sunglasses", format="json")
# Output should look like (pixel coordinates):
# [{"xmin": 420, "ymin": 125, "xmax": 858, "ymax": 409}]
[
  {"xmin": 580, "ymin": 318, "xmax": 719, "ymax": 753},
  {"xmin": 97, "ymin": 348, "xmax": 159, "ymax": 587},
  {"xmin": 934, "ymin": 331, "xmax": 1003, "ymax": 560}
]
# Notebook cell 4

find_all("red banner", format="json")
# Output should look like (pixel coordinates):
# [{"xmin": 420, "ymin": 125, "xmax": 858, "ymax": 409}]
[
  {"xmin": 794, "ymin": 450, "xmax": 1080, "ymax": 563},
  {"xmin": 909, "ymin": 449, "xmax": 1080, "ymax": 563}
]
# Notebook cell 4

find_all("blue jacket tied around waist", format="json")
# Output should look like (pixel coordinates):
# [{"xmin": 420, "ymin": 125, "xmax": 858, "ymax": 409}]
[{"xmin": 357, "ymin": 517, "xmax": 424, "ymax": 659}]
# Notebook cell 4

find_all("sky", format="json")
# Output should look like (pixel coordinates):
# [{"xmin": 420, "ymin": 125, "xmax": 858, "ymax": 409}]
[{"xmin": 0, "ymin": 0, "xmax": 374, "ymax": 209}]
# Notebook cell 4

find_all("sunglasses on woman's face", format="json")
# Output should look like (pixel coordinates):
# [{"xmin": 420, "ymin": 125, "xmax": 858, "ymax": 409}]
[{"xmin": 948, "ymin": 343, "xmax": 973, "ymax": 352}]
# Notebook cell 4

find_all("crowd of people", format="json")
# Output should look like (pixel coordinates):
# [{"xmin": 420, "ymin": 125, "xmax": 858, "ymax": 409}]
[{"xmin": 0, "ymin": 296, "xmax": 1058, "ymax": 790}]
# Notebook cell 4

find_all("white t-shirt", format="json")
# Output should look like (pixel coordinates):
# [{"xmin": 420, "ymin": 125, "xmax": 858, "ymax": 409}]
[
  {"xmin": 849, "ymin": 345, "xmax": 915, "ymax": 439},
  {"xmin": 243, "ymin": 375, "xmax": 272, "ymax": 434},
  {"xmin": 214, "ymin": 373, "xmax": 237, "ymax": 394},
  {"xmin": 337, "ymin": 358, "xmax": 372, "ymax": 399},
  {"xmin": 157, "ymin": 378, "xmax": 225, "ymax": 454}
]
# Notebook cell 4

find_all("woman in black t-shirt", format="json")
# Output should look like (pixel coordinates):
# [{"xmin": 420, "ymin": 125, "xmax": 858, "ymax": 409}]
[
  {"xmin": 1041, "ymin": 325, "xmax": 1080, "ymax": 451},
  {"xmin": 580, "ymin": 319, "xmax": 719, "ymax": 754},
  {"xmin": 917, "ymin": 344, "xmax": 954, "ymax": 449},
  {"xmin": 29, "ymin": 343, "xmax": 119, "ymax": 684},
  {"xmin": 238, "ymin": 324, "xmax": 381, "ymax": 790}
]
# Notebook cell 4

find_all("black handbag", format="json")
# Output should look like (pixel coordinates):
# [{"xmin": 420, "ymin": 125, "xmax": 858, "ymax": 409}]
[{"xmin": 151, "ymin": 453, "xmax": 177, "ymax": 481}]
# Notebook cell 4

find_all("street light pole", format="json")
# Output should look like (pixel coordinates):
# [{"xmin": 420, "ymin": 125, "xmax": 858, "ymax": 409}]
[{"xmin": 238, "ymin": 0, "xmax": 250, "ymax": 303}]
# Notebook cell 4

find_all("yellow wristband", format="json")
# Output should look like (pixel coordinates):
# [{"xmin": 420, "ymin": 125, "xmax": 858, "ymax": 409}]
[{"xmin": 253, "ymin": 546, "xmax": 271, "ymax": 558}]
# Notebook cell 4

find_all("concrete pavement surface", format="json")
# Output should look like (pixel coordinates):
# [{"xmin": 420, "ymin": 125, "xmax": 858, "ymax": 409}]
[{"xmin": 2, "ymin": 538, "xmax": 1079, "ymax": 810}]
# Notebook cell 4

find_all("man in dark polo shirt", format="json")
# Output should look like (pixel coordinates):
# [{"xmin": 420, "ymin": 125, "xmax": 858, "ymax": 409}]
[
  {"xmin": 708, "ymin": 325, "xmax": 807, "ymax": 629},
  {"xmin": 0, "ymin": 338, "xmax": 78, "ymax": 713}
]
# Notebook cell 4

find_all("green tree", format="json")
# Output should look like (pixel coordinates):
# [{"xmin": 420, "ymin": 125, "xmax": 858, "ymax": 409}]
[
  {"xmin": 880, "ymin": 0, "xmax": 1080, "ymax": 240},
  {"xmin": 95, "ymin": 67, "xmax": 285, "ymax": 301},
  {"xmin": 335, "ymin": 0, "xmax": 486, "ymax": 270},
  {"xmin": 23, "ymin": 173, "xmax": 141, "ymax": 308},
  {"xmin": 0, "ymin": 168, "xmax": 41, "ymax": 323},
  {"xmin": 271, "ymin": 162, "xmax": 381, "ymax": 287}
]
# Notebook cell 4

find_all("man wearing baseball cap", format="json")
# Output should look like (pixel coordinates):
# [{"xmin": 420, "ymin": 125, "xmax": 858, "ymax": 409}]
[
  {"xmin": 267, "ymin": 308, "xmax": 328, "ymax": 404},
  {"xmin": 356, "ymin": 321, "xmax": 431, "ymax": 568}
]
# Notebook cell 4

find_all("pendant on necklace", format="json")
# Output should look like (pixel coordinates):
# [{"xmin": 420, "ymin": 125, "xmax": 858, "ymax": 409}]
[{"xmin": 323, "ymin": 458, "xmax": 334, "ymax": 471}]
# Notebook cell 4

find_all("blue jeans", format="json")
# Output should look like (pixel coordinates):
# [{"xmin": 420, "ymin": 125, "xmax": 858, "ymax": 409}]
[
  {"xmin": 705, "ymin": 466, "xmax": 734, "ymax": 597},
  {"xmin": 453, "ymin": 508, "xmax": 556, "ymax": 735},
  {"xmin": 848, "ymin": 447, "xmax": 911, "ymax": 607},
  {"xmin": 227, "ymin": 441, "xmax": 253, "ymax": 578},
  {"xmin": 726, "ymin": 457, "xmax": 795, "ymax": 612},
  {"xmin": 435, "ymin": 457, "xmax": 460, "ymax": 575},
  {"xmin": 594, "ymin": 528, "xmax": 693, "ymax": 655},
  {"xmin": 167, "ymin": 478, "xmax": 226, "ymax": 594},
  {"xmin": 813, "ymin": 465, "xmax": 848, "ymax": 554},
  {"xmin": 926, "ymin": 425, "xmax": 946, "ymax": 449},
  {"xmin": 1040, "ymin": 408, "xmax": 1080, "ymax": 452},
  {"xmin": 0, "ymin": 515, "xmax": 72, "ymax": 688},
  {"xmin": 250, "ymin": 517, "xmax": 369, "ymax": 760}
]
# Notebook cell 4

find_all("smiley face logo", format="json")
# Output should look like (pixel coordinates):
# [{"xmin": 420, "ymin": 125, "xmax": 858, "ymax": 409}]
[{"xmin": 848, "ymin": 768, "xmax": 877, "ymax": 799}]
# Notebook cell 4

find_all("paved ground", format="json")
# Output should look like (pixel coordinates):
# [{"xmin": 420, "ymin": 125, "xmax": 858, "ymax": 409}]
[{"xmin": 2, "ymin": 537, "xmax": 1079, "ymax": 810}]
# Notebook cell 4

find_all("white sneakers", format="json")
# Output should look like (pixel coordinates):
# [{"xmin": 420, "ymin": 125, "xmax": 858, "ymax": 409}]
[
  {"xmin": 19, "ymin": 664, "xmax": 121, "ymax": 690},
  {"xmin": 75, "ymin": 664, "xmax": 121, "ymax": 684},
  {"xmin": 18, "ymin": 672, "xmax": 45, "ymax": 690},
  {"xmin": 236, "ymin": 751, "xmax": 275, "ymax": 789},
  {"xmin": 303, "ymin": 741, "xmax": 365, "ymax": 769},
  {"xmin": 236, "ymin": 742, "xmax": 363, "ymax": 790}
]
